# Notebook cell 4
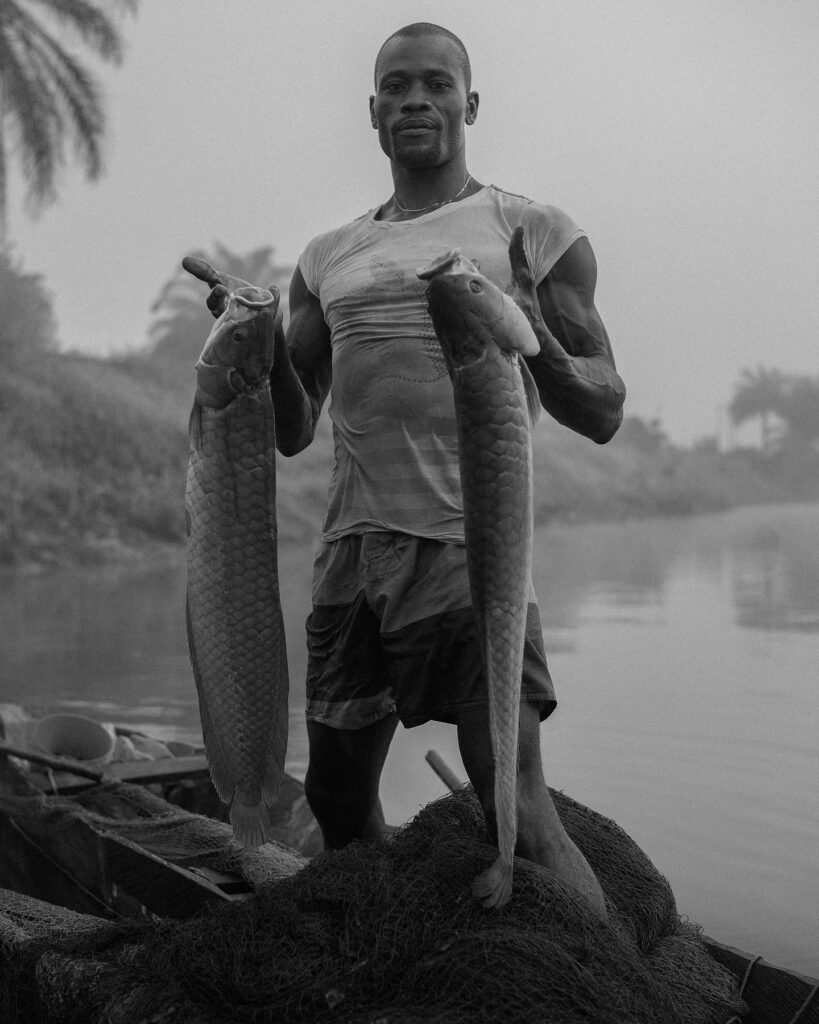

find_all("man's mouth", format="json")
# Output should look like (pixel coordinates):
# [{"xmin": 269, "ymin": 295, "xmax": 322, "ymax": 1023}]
[{"xmin": 396, "ymin": 119, "xmax": 437, "ymax": 134}]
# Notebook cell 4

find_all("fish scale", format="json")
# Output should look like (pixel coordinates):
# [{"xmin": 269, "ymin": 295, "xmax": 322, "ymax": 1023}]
[
  {"xmin": 421, "ymin": 250, "xmax": 539, "ymax": 908},
  {"xmin": 458, "ymin": 347, "xmax": 533, "ymax": 865},
  {"xmin": 185, "ymin": 292, "xmax": 289, "ymax": 847}
]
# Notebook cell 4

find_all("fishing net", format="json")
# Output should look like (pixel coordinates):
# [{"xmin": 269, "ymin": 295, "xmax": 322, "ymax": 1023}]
[{"xmin": 0, "ymin": 785, "xmax": 746, "ymax": 1023}]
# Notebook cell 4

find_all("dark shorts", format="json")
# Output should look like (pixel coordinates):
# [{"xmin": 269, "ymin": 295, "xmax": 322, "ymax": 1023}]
[{"xmin": 305, "ymin": 532, "xmax": 556, "ymax": 730}]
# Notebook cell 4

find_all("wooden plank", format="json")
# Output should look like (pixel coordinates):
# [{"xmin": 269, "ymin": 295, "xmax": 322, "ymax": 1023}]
[
  {"xmin": 0, "ymin": 741, "xmax": 108, "ymax": 782},
  {"xmin": 108, "ymin": 755, "xmax": 211, "ymax": 785},
  {"xmin": 26, "ymin": 754, "xmax": 211, "ymax": 794},
  {"xmin": 102, "ymin": 832, "xmax": 247, "ymax": 917},
  {"xmin": 702, "ymin": 936, "xmax": 819, "ymax": 1024}
]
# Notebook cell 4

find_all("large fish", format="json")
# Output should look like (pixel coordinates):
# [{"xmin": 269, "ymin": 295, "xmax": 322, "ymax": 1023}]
[
  {"xmin": 418, "ymin": 250, "xmax": 540, "ymax": 908},
  {"xmin": 182, "ymin": 256, "xmax": 288, "ymax": 847}
]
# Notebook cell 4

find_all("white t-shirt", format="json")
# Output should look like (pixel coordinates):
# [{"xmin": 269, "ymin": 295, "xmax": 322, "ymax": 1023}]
[{"xmin": 298, "ymin": 185, "xmax": 585, "ymax": 542}]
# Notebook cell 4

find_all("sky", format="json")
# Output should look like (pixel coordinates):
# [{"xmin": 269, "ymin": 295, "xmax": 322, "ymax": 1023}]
[{"xmin": 6, "ymin": 0, "xmax": 819, "ymax": 444}]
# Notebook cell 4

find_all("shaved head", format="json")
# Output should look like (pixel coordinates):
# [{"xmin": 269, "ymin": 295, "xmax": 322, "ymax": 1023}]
[{"xmin": 374, "ymin": 23, "xmax": 472, "ymax": 91}]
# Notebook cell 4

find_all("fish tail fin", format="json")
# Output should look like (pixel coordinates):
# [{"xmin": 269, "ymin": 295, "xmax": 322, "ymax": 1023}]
[
  {"xmin": 473, "ymin": 854, "xmax": 514, "ymax": 908},
  {"xmin": 229, "ymin": 799, "xmax": 272, "ymax": 849}
]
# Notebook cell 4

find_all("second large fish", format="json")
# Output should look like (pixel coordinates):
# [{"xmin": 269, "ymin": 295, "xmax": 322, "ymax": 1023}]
[
  {"xmin": 183, "ymin": 258, "xmax": 289, "ymax": 847},
  {"xmin": 419, "ymin": 251, "xmax": 540, "ymax": 908}
]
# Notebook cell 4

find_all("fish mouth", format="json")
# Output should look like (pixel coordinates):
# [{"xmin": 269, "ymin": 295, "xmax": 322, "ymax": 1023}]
[
  {"xmin": 417, "ymin": 251, "xmax": 478, "ymax": 280},
  {"xmin": 230, "ymin": 289, "xmax": 277, "ymax": 310}
]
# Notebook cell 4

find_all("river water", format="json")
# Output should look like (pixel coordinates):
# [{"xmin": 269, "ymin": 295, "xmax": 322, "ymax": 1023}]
[{"xmin": 1, "ymin": 503, "xmax": 817, "ymax": 976}]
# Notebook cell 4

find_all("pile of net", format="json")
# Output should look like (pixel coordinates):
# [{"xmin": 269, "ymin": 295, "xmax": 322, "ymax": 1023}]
[{"xmin": 0, "ymin": 786, "xmax": 746, "ymax": 1024}]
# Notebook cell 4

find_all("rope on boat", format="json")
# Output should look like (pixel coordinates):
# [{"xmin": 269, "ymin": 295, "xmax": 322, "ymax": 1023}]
[
  {"xmin": 722, "ymin": 950, "xmax": 817, "ymax": 1024},
  {"xmin": 788, "ymin": 981, "xmax": 818, "ymax": 1024},
  {"xmin": 724, "ymin": 955, "xmax": 761, "ymax": 1022},
  {"xmin": 6, "ymin": 816, "xmax": 125, "ymax": 919}
]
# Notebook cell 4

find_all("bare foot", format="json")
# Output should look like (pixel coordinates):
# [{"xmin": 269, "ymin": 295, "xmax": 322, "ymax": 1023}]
[{"xmin": 545, "ymin": 832, "xmax": 608, "ymax": 921}]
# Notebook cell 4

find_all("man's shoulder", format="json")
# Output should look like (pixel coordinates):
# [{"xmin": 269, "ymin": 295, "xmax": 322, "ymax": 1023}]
[
  {"xmin": 484, "ymin": 185, "xmax": 585, "ymax": 283},
  {"xmin": 486, "ymin": 184, "xmax": 577, "ymax": 229},
  {"xmin": 301, "ymin": 209, "xmax": 375, "ymax": 258}
]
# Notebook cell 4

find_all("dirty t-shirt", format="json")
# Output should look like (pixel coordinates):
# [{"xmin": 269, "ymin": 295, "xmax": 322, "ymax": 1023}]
[{"xmin": 297, "ymin": 185, "xmax": 585, "ymax": 543}]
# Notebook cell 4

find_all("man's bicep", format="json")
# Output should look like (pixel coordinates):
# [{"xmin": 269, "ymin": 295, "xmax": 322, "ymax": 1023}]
[
  {"xmin": 287, "ymin": 266, "xmax": 332, "ymax": 406},
  {"xmin": 536, "ymin": 237, "xmax": 616, "ymax": 365}
]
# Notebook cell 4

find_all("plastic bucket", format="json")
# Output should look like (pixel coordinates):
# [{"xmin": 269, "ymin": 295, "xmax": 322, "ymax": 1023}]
[{"xmin": 32, "ymin": 713, "xmax": 115, "ymax": 768}]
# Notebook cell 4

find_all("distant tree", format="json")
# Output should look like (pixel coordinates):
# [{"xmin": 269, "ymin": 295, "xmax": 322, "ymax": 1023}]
[
  {"xmin": 614, "ymin": 415, "xmax": 668, "ymax": 455},
  {"xmin": 145, "ymin": 243, "xmax": 293, "ymax": 382},
  {"xmin": 0, "ymin": 0, "xmax": 138, "ymax": 237},
  {"xmin": 0, "ymin": 247, "xmax": 57, "ymax": 360},
  {"xmin": 729, "ymin": 366, "xmax": 787, "ymax": 453},
  {"xmin": 779, "ymin": 378, "xmax": 819, "ymax": 446}
]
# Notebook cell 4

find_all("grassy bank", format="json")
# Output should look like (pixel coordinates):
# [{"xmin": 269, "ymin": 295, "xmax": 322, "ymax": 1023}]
[{"xmin": 1, "ymin": 348, "xmax": 815, "ymax": 570}]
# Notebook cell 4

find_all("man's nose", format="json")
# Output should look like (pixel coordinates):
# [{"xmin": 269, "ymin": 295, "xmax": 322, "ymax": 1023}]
[{"xmin": 401, "ymin": 83, "xmax": 432, "ymax": 109}]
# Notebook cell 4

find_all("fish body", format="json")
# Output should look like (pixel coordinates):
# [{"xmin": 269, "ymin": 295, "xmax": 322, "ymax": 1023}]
[
  {"xmin": 184, "ymin": 283, "xmax": 289, "ymax": 847},
  {"xmin": 419, "ymin": 251, "xmax": 540, "ymax": 907}
]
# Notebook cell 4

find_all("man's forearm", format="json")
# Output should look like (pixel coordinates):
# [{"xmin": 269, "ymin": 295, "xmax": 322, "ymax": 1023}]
[
  {"xmin": 525, "ymin": 329, "xmax": 626, "ymax": 444},
  {"xmin": 269, "ymin": 331, "xmax": 318, "ymax": 456}
]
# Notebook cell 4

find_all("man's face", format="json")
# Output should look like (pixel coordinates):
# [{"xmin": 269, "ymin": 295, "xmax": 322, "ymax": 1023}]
[{"xmin": 370, "ymin": 34, "xmax": 478, "ymax": 170}]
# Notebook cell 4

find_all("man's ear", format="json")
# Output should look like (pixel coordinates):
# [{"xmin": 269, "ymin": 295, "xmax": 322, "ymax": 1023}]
[
  {"xmin": 369, "ymin": 95, "xmax": 378, "ymax": 129},
  {"xmin": 465, "ymin": 91, "xmax": 479, "ymax": 125}
]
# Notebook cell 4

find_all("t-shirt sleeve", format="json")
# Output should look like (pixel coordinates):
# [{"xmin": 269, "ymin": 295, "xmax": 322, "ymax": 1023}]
[
  {"xmin": 522, "ymin": 203, "xmax": 586, "ymax": 285},
  {"xmin": 297, "ymin": 232, "xmax": 331, "ymax": 298}
]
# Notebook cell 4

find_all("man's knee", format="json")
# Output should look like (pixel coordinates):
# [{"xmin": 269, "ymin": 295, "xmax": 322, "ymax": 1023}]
[{"xmin": 304, "ymin": 770, "xmax": 376, "ymax": 847}]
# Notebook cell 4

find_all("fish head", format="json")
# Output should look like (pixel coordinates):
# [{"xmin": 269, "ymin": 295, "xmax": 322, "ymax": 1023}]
[
  {"xmin": 418, "ymin": 251, "xmax": 539, "ymax": 373},
  {"xmin": 417, "ymin": 252, "xmax": 502, "ymax": 372},
  {"xmin": 194, "ymin": 286, "xmax": 280, "ymax": 407}
]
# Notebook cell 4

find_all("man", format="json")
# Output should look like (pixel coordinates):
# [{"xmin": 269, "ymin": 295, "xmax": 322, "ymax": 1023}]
[{"xmin": 196, "ymin": 23, "xmax": 625, "ymax": 918}]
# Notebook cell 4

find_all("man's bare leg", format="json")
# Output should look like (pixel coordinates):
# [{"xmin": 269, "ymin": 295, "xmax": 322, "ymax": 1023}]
[
  {"xmin": 304, "ymin": 714, "xmax": 399, "ymax": 849},
  {"xmin": 456, "ymin": 702, "xmax": 608, "ymax": 919}
]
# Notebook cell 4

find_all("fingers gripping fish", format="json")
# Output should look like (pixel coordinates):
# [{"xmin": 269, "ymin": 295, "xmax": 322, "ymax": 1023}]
[
  {"xmin": 419, "ymin": 251, "xmax": 540, "ymax": 908},
  {"xmin": 183, "ymin": 257, "xmax": 289, "ymax": 847}
]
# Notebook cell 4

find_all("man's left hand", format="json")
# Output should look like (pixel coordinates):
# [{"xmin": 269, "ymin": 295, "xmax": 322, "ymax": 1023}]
[{"xmin": 507, "ymin": 226, "xmax": 545, "ymax": 340}]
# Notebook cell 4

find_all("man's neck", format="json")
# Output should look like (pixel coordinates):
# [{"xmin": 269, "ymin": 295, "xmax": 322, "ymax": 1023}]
[{"xmin": 379, "ymin": 163, "xmax": 482, "ymax": 222}]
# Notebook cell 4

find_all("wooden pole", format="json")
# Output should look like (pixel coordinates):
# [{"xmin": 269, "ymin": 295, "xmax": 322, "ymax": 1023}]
[{"xmin": 425, "ymin": 750, "xmax": 465, "ymax": 793}]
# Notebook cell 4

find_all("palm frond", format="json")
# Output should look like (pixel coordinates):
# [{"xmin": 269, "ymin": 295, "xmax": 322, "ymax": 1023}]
[
  {"xmin": 0, "ymin": 28, "xmax": 62, "ymax": 208},
  {"xmin": 25, "ymin": 26, "xmax": 106, "ymax": 180},
  {"xmin": 22, "ymin": 0, "xmax": 135, "ymax": 65},
  {"xmin": 0, "ymin": 0, "xmax": 138, "ymax": 221}
]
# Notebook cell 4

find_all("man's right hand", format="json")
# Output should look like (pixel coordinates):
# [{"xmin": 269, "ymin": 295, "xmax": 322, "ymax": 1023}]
[{"xmin": 181, "ymin": 256, "xmax": 255, "ymax": 318}]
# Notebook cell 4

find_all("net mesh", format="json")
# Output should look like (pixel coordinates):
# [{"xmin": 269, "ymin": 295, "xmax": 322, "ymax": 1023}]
[{"xmin": 0, "ymin": 786, "xmax": 747, "ymax": 1024}]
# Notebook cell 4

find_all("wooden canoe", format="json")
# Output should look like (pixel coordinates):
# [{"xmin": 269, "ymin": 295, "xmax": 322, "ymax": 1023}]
[
  {"xmin": 0, "ymin": 736, "xmax": 815, "ymax": 1024},
  {"xmin": 0, "ymin": 728, "xmax": 322, "ymax": 921},
  {"xmin": 425, "ymin": 751, "xmax": 819, "ymax": 1024}
]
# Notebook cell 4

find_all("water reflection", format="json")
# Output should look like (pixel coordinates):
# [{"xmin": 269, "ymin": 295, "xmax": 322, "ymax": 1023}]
[
  {"xmin": 1, "ymin": 504, "xmax": 818, "ymax": 974},
  {"xmin": 730, "ymin": 514, "xmax": 819, "ymax": 631}
]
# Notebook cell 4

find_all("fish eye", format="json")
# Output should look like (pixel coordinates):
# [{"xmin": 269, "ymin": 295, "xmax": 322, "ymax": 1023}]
[
  {"xmin": 468, "ymin": 280, "xmax": 483, "ymax": 293},
  {"xmin": 233, "ymin": 328, "xmax": 247, "ymax": 341}
]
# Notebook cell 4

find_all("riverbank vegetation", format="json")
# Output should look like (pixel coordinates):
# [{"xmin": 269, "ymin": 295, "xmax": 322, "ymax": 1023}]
[{"xmin": 2, "ymin": 249, "xmax": 817, "ymax": 569}]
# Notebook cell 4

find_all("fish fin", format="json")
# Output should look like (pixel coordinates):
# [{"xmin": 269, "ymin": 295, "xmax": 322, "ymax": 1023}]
[
  {"xmin": 519, "ymin": 359, "xmax": 542, "ymax": 427},
  {"xmin": 229, "ymin": 799, "xmax": 273, "ymax": 849},
  {"xmin": 186, "ymin": 600, "xmax": 234, "ymax": 806},
  {"xmin": 473, "ymin": 855, "xmax": 514, "ymax": 909},
  {"xmin": 188, "ymin": 401, "xmax": 203, "ymax": 450},
  {"xmin": 197, "ymin": 688, "xmax": 236, "ymax": 806}
]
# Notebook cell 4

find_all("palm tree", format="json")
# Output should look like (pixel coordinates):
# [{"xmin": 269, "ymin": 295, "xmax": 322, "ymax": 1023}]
[
  {"xmin": 729, "ymin": 366, "xmax": 787, "ymax": 453},
  {"xmin": 0, "ymin": 0, "xmax": 138, "ymax": 238},
  {"xmin": 779, "ymin": 378, "xmax": 819, "ymax": 447}
]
